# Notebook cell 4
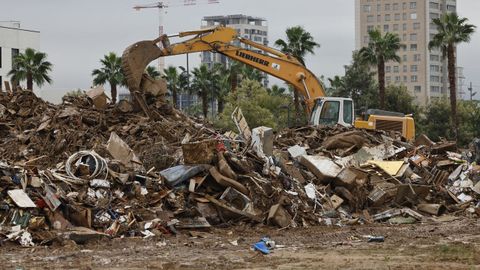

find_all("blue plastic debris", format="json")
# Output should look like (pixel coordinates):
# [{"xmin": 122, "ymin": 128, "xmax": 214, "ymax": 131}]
[
  {"xmin": 252, "ymin": 237, "xmax": 275, "ymax": 254},
  {"xmin": 159, "ymin": 165, "xmax": 208, "ymax": 187}
]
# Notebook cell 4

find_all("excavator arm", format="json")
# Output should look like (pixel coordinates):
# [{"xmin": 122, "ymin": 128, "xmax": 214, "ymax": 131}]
[{"xmin": 122, "ymin": 26, "xmax": 326, "ymax": 114}]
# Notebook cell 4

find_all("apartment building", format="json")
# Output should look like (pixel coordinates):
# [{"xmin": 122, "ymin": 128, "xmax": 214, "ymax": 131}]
[
  {"xmin": 355, "ymin": 0, "xmax": 457, "ymax": 105},
  {"xmin": 0, "ymin": 21, "xmax": 40, "ymax": 91}
]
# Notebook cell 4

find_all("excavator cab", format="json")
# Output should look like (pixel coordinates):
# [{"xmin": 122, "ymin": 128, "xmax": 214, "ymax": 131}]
[{"xmin": 310, "ymin": 97, "xmax": 355, "ymax": 127}]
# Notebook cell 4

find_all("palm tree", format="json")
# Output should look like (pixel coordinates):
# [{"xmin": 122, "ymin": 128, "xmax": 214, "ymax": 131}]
[
  {"xmin": 239, "ymin": 64, "xmax": 264, "ymax": 82},
  {"xmin": 191, "ymin": 64, "xmax": 213, "ymax": 118},
  {"xmin": 429, "ymin": 13, "xmax": 476, "ymax": 139},
  {"xmin": 8, "ymin": 48, "xmax": 53, "ymax": 91},
  {"xmin": 267, "ymin": 84, "xmax": 287, "ymax": 96},
  {"xmin": 359, "ymin": 29, "xmax": 401, "ymax": 110},
  {"xmin": 163, "ymin": 66, "xmax": 180, "ymax": 107},
  {"xmin": 212, "ymin": 63, "xmax": 231, "ymax": 114},
  {"xmin": 146, "ymin": 66, "xmax": 161, "ymax": 79},
  {"xmin": 92, "ymin": 52, "xmax": 124, "ymax": 104},
  {"xmin": 275, "ymin": 26, "xmax": 320, "ymax": 123}
]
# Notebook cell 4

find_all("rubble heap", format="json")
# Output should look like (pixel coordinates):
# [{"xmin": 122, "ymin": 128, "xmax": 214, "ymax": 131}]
[{"xmin": 0, "ymin": 90, "xmax": 479, "ymax": 246}]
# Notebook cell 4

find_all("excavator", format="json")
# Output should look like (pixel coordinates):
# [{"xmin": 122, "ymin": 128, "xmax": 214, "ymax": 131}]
[{"xmin": 121, "ymin": 26, "xmax": 415, "ymax": 140}]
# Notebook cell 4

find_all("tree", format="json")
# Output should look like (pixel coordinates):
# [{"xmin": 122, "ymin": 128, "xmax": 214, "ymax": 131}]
[
  {"xmin": 191, "ymin": 64, "xmax": 213, "ymax": 118},
  {"xmin": 215, "ymin": 79, "xmax": 278, "ymax": 131},
  {"xmin": 359, "ymin": 29, "xmax": 401, "ymax": 110},
  {"xmin": 163, "ymin": 66, "xmax": 180, "ymax": 107},
  {"xmin": 8, "ymin": 48, "xmax": 53, "ymax": 91},
  {"xmin": 267, "ymin": 85, "xmax": 287, "ymax": 96},
  {"xmin": 211, "ymin": 63, "xmax": 231, "ymax": 114},
  {"xmin": 146, "ymin": 66, "xmax": 161, "ymax": 79},
  {"xmin": 384, "ymin": 85, "xmax": 420, "ymax": 115},
  {"xmin": 328, "ymin": 51, "xmax": 378, "ymax": 111},
  {"xmin": 275, "ymin": 26, "xmax": 320, "ymax": 124},
  {"xmin": 239, "ymin": 64, "xmax": 264, "ymax": 82},
  {"xmin": 428, "ymin": 12, "xmax": 476, "ymax": 140},
  {"xmin": 92, "ymin": 52, "xmax": 124, "ymax": 104}
]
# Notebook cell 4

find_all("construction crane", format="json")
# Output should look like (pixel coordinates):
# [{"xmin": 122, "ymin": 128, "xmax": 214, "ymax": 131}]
[{"xmin": 133, "ymin": 0, "xmax": 220, "ymax": 74}]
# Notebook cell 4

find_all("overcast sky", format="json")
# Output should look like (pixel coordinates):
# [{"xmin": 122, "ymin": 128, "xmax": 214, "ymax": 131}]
[{"xmin": 1, "ymin": 0, "xmax": 479, "ymax": 103}]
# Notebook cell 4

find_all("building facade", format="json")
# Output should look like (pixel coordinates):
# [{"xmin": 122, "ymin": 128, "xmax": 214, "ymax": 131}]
[
  {"xmin": 355, "ymin": 0, "xmax": 457, "ymax": 105},
  {"xmin": 0, "ymin": 22, "xmax": 40, "ymax": 91},
  {"xmin": 201, "ymin": 14, "xmax": 269, "ymax": 86}
]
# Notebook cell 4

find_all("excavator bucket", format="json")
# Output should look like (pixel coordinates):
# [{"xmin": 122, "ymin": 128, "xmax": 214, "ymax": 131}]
[{"xmin": 121, "ymin": 40, "xmax": 163, "ymax": 91}]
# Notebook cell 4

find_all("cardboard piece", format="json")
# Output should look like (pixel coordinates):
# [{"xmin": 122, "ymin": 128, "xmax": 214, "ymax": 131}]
[
  {"xmin": 8, "ymin": 189, "xmax": 36, "ymax": 208},
  {"xmin": 86, "ymin": 86, "xmax": 108, "ymax": 109},
  {"xmin": 106, "ymin": 132, "xmax": 143, "ymax": 170}
]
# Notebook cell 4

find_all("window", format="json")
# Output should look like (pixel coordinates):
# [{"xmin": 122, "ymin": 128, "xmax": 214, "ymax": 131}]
[
  {"xmin": 413, "ymin": 22, "xmax": 420, "ymax": 29},
  {"xmin": 395, "ymin": 76, "xmax": 401, "ymax": 82},
  {"xmin": 410, "ymin": 33, "xmax": 417, "ymax": 41},
  {"xmin": 410, "ymin": 2, "xmax": 417, "ymax": 9},
  {"xmin": 414, "ymin": 86, "xmax": 421, "ymax": 92},
  {"xmin": 244, "ymin": 29, "xmax": 249, "ymax": 34},
  {"xmin": 403, "ymin": 76, "xmax": 408, "ymax": 82},
  {"xmin": 414, "ymin": 54, "xmax": 421, "ymax": 61},
  {"xmin": 319, "ymin": 101, "xmax": 340, "ymax": 125},
  {"xmin": 367, "ymin": 15, "xmax": 374, "ymax": 22},
  {"xmin": 403, "ymin": 23, "xmax": 407, "ymax": 30},
  {"xmin": 377, "ymin": 15, "xmax": 382, "ymax": 22},
  {"xmin": 394, "ymin": 66, "xmax": 399, "ymax": 73},
  {"xmin": 430, "ymin": 75, "xmax": 440, "ymax": 82},
  {"xmin": 411, "ymin": 13, "xmax": 417, "ymax": 20},
  {"xmin": 431, "ymin": 86, "xmax": 440, "ymax": 92},
  {"xmin": 430, "ymin": 65, "xmax": 440, "ymax": 72},
  {"xmin": 393, "ymin": 3, "xmax": 399, "ymax": 10},
  {"xmin": 363, "ymin": 5, "xmax": 371, "ymax": 12},
  {"xmin": 385, "ymin": 3, "xmax": 391, "ymax": 10},
  {"xmin": 430, "ymin": 13, "xmax": 439, "ymax": 19},
  {"xmin": 430, "ymin": 54, "xmax": 440, "ymax": 61},
  {"xmin": 430, "ymin": 2, "xmax": 439, "ymax": 9},
  {"xmin": 343, "ymin": 100, "xmax": 353, "ymax": 125},
  {"xmin": 367, "ymin": 25, "xmax": 374, "ymax": 32},
  {"xmin": 403, "ymin": 65, "xmax": 408, "ymax": 72},
  {"xmin": 403, "ymin": 55, "xmax": 407, "ymax": 61},
  {"xmin": 403, "ymin": 2, "xmax": 407, "ymax": 10},
  {"xmin": 384, "ymin": 24, "xmax": 389, "ymax": 32},
  {"xmin": 386, "ymin": 66, "xmax": 392, "ymax": 73},
  {"xmin": 385, "ymin": 14, "xmax": 391, "ymax": 21},
  {"xmin": 403, "ymin": 33, "xmax": 407, "ymax": 41},
  {"xmin": 410, "ymin": 44, "xmax": 417, "ymax": 51},
  {"xmin": 393, "ymin": 24, "xmax": 399, "ymax": 31},
  {"xmin": 386, "ymin": 76, "xmax": 392, "ymax": 82},
  {"xmin": 411, "ymin": 65, "xmax": 418, "ymax": 72},
  {"xmin": 377, "ymin": 4, "xmax": 381, "ymax": 12},
  {"xmin": 411, "ymin": 75, "xmax": 418, "ymax": 82},
  {"xmin": 395, "ymin": 13, "xmax": 401, "ymax": 21},
  {"xmin": 447, "ymin": 5, "xmax": 456, "ymax": 12},
  {"xmin": 11, "ymin": 48, "xmax": 19, "ymax": 68},
  {"xmin": 403, "ymin": 13, "xmax": 407, "ymax": 20}
]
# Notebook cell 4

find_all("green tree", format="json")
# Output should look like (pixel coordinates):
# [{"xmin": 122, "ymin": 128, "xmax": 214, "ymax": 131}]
[
  {"xmin": 92, "ymin": 52, "xmax": 124, "ymax": 104},
  {"xmin": 8, "ymin": 48, "xmax": 53, "ymax": 91},
  {"xmin": 239, "ymin": 64, "xmax": 264, "ymax": 82},
  {"xmin": 428, "ymin": 12, "xmax": 476, "ymax": 139},
  {"xmin": 163, "ymin": 66, "xmax": 180, "ymax": 107},
  {"xmin": 216, "ymin": 80, "xmax": 277, "ymax": 130},
  {"xmin": 328, "ymin": 51, "xmax": 378, "ymax": 111},
  {"xmin": 212, "ymin": 63, "xmax": 231, "ymax": 114},
  {"xmin": 146, "ymin": 66, "xmax": 161, "ymax": 79},
  {"xmin": 359, "ymin": 29, "xmax": 401, "ymax": 110},
  {"xmin": 191, "ymin": 64, "xmax": 213, "ymax": 118},
  {"xmin": 384, "ymin": 85, "xmax": 420, "ymax": 115},
  {"xmin": 267, "ymin": 84, "xmax": 287, "ymax": 96},
  {"xmin": 275, "ymin": 26, "xmax": 320, "ymax": 124}
]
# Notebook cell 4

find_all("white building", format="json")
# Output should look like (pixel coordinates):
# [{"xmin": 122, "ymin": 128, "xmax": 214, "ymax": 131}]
[{"xmin": 0, "ymin": 21, "xmax": 40, "ymax": 91}]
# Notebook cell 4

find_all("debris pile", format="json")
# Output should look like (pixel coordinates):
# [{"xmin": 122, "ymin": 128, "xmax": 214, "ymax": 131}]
[{"xmin": 0, "ymin": 90, "xmax": 479, "ymax": 246}]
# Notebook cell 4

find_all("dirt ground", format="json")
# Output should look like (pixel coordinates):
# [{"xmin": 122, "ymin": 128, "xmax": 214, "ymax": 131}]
[{"xmin": 1, "ymin": 218, "xmax": 479, "ymax": 270}]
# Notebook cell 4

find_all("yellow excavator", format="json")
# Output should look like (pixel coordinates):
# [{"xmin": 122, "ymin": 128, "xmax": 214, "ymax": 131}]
[{"xmin": 122, "ymin": 26, "xmax": 415, "ymax": 140}]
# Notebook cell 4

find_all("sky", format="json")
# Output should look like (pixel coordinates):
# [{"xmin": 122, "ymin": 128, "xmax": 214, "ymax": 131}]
[{"xmin": 1, "ymin": 0, "xmax": 479, "ymax": 103}]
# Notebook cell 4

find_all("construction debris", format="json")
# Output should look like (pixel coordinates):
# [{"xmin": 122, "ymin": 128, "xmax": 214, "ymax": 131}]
[{"xmin": 1, "ymin": 90, "xmax": 479, "ymax": 247}]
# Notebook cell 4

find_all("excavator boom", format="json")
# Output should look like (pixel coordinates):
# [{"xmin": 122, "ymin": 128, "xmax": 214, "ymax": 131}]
[{"xmin": 121, "ymin": 26, "xmax": 326, "ymax": 114}]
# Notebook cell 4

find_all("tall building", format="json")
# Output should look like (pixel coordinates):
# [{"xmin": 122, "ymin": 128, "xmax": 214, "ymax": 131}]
[
  {"xmin": 0, "ymin": 21, "xmax": 40, "ymax": 91},
  {"xmin": 201, "ymin": 14, "xmax": 269, "ymax": 86},
  {"xmin": 355, "ymin": 0, "xmax": 457, "ymax": 105}
]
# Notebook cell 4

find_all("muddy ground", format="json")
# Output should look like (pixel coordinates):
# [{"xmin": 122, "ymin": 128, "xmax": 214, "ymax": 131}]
[{"xmin": 1, "ymin": 218, "xmax": 479, "ymax": 270}]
